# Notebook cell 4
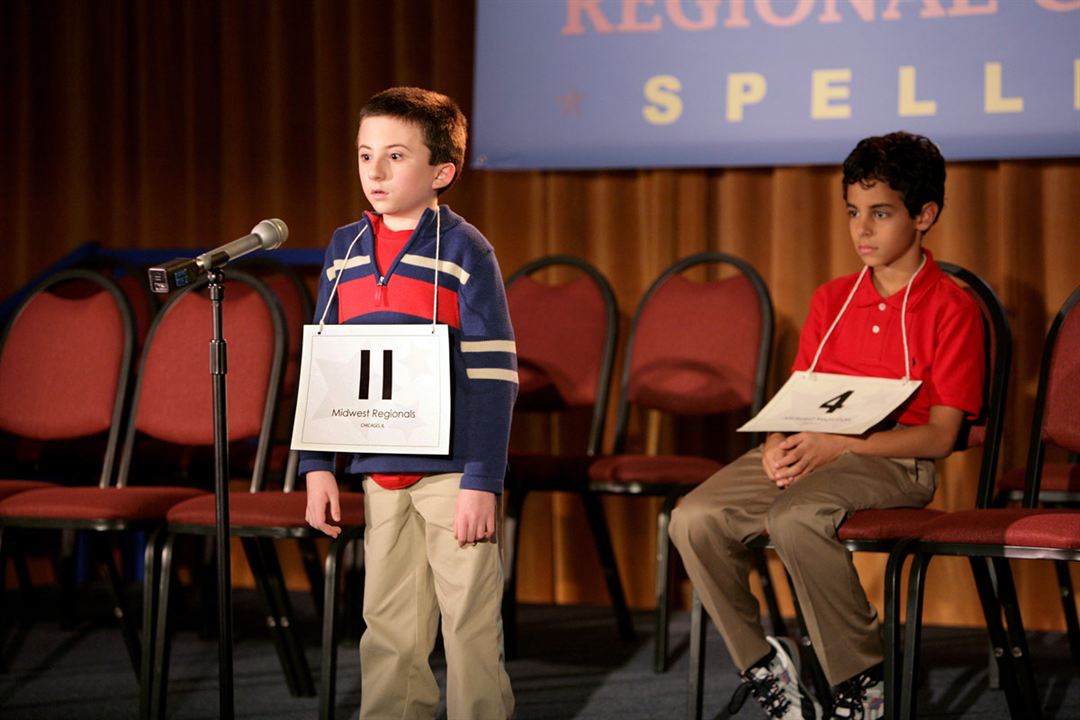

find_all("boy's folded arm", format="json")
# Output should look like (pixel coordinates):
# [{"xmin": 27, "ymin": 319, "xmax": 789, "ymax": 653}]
[{"xmin": 839, "ymin": 404, "xmax": 966, "ymax": 460}]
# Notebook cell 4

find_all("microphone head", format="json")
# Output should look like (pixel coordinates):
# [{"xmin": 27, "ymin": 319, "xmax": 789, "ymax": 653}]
[{"xmin": 252, "ymin": 218, "xmax": 288, "ymax": 250}]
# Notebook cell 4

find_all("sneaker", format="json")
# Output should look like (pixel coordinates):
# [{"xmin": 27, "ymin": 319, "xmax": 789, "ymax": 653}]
[
  {"xmin": 721, "ymin": 636, "xmax": 822, "ymax": 719},
  {"xmin": 829, "ymin": 670, "xmax": 884, "ymax": 720}
]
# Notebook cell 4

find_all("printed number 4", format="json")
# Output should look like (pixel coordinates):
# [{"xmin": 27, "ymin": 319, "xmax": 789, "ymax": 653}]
[
  {"xmin": 358, "ymin": 349, "xmax": 393, "ymax": 400},
  {"xmin": 820, "ymin": 390, "xmax": 853, "ymax": 414}
]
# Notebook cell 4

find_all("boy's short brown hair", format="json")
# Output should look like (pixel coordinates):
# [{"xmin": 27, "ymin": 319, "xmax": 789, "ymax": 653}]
[
  {"xmin": 842, "ymin": 131, "xmax": 946, "ymax": 225},
  {"xmin": 358, "ymin": 87, "xmax": 467, "ymax": 194}
]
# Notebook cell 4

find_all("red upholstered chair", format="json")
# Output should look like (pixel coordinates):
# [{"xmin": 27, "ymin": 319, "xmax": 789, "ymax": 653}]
[
  {"xmin": 685, "ymin": 262, "xmax": 1011, "ymax": 720},
  {"xmin": 0, "ymin": 270, "xmax": 282, "ymax": 717},
  {"xmin": 0, "ymin": 269, "xmax": 137, "ymax": 652},
  {"xmin": 896, "ymin": 283, "xmax": 1080, "ymax": 720},
  {"xmin": 231, "ymin": 258, "xmax": 332, "ymax": 614},
  {"xmin": 150, "ymin": 450, "xmax": 365, "ymax": 720},
  {"xmin": 587, "ymin": 252, "xmax": 775, "ymax": 673},
  {"xmin": 501, "ymin": 255, "xmax": 628, "ymax": 657},
  {"xmin": 993, "ymin": 297, "xmax": 1080, "ymax": 661}
]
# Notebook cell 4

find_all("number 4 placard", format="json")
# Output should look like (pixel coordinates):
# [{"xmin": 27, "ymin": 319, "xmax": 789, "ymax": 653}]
[
  {"xmin": 290, "ymin": 324, "xmax": 452, "ymax": 455},
  {"xmin": 737, "ymin": 371, "xmax": 921, "ymax": 435}
]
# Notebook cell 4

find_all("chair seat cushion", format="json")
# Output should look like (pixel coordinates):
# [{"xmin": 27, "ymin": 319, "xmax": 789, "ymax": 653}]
[
  {"xmin": 0, "ymin": 486, "xmax": 209, "ymax": 521},
  {"xmin": 507, "ymin": 452, "xmax": 593, "ymax": 491},
  {"xmin": 997, "ymin": 463, "xmax": 1080, "ymax": 493},
  {"xmin": 918, "ymin": 508, "xmax": 1080, "ymax": 549},
  {"xmin": 588, "ymin": 454, "xmax": 723, "ymax": 489},
  {"xmin": 0, "ymin": 480, "xmax": 55, "ymax": 501},
  {"xmin": 167, "ymin": 490, "xmax": 365, "ymax": 529},
  {"xmin": 838, "ymin": 508, "xmax": 945, "ymax": 541}
]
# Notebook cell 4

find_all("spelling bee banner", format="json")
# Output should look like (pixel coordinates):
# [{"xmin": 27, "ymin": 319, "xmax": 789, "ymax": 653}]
[{"xmin": 472, "ymin": 0, "xmax": 1080, "ymax": 169}]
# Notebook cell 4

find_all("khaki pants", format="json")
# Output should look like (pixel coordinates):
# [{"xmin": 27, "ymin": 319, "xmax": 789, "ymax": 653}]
[
  {"xmin": 359, "ymin": 473, "xmax": 514, "ymax": 720},
  {"xmin": 669, "ymin": 447, "xmax": 935, "ymax": 685}
]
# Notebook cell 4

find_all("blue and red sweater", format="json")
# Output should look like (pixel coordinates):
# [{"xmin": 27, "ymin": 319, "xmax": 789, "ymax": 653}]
[{"xmin": 298, "ymin": 206, "xmax": 518, "ymax": 494}]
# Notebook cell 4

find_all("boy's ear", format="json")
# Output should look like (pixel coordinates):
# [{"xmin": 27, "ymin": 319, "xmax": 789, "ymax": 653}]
[
  {"xmin": 915, "ymin": 201, "xmax": 939, "ymax": 231},
  {"xmin": 432, "ymin": 162, "xmax": 456, "ymax": 191}
]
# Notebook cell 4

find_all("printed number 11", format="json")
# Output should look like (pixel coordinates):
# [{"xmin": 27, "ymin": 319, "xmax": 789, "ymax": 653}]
[
  {"xmin": 820, "ymin": 390, "xmax": 853, "ymax": 414},
  {"xmin": 358, "ymin": 349, "xmax": 393, "ymax": 400}
]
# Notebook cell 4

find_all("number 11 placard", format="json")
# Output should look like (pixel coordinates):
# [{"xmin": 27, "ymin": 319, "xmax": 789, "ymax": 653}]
[
  {"xmin": 290, "ymin": 324, "xmax": 452, "ymax": 455},
  {"xmin": 737, "ymin": 371, "xmax": 921, "ymax": 435}
]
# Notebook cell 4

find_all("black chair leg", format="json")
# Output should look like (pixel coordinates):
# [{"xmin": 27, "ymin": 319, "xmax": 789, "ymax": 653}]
[
  {"xmin": 655, "ymin": 493, "xmax": 679, "ymax": 673},
  {"xmin": 257, "ymin": 537, "xmax": 315, "ymax": 696},
  {"xmin": 320, "ymin": 529, "xmax": 360, "ymax": 720},
  {"xmin": 342, "ymin": 542, "xmax": 364, "ymax": 642},
  {"xmin": 899, "ymin": 551, "xmax": 930, "ymax": 720},
  {"xmin": 241, "ymin": 537, "xmax": 313, "ymax": 697},
  {"xmin": 151, "ymin": 534, "xmax": 178, "ymax": 720},
  {"xmin": 0, "ymin": 527, "xmax": 9, "ymax": 670},
  {"xmin": 59, "ymin": 529, "xmax": 79, "ymax": 630},
  {"xmin": 298, "ymin": 537, "xmax": 325, "ymax": 618},
  {"xmin": 501, "ymin": 485, "xmax": 526, "ymax": 660},
  {"xmin": 686, "ymin": 590, "xmax": 706, "ymax": 720},
  {"xmin": 985, "ymin": 557, "xmax": 1041, "ymax": 719},
  {"xmin": 582, "ymin": 492, "xmax": 635, "ymax": 641},
  {"xmin": 883, "ymin": 539, "xmax": 915, "ymax": 720},
  {"xmin": 1053, "ymin": 559, "xmax": 1080, "ymax": 663},
  {"xmin": 140, "ymin": 528, "xmax": 165, "ymax": 720},
  {"xmin": 750, "ymin": 547, "xmax": 788, "ymax": 638},
  {"xmin": 94, "ymin": 532, "xmax": 141, "ymax": 679}
]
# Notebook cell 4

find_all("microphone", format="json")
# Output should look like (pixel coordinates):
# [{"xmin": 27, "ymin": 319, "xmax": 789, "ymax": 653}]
[{"xmin": 148, "ymin": 219, "xmax": 288, "ymax": 293}]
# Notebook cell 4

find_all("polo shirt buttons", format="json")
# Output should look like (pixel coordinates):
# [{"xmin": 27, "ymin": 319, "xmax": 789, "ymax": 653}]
[
  {"xmin": 872, "ymin": 325, "xmax": 881, "ymax": 334},
  {"xmin": 878, "ymin": 303, "xmax": 887, "ymax": 311}
]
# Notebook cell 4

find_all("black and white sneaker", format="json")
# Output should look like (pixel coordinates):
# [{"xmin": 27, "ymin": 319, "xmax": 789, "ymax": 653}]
[
  {"xmin": 719, "ymin": 636, "xmax": 822, "ymax": 719},
  {"xmin": 829, "ymin": 669, "xmax": 884, "ymax": 720}
]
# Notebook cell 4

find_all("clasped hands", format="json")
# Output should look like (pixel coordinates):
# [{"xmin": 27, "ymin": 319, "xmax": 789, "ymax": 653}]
[{"xmin": 761, "ymin": 431, "xmax": 850, "ymax": 488}]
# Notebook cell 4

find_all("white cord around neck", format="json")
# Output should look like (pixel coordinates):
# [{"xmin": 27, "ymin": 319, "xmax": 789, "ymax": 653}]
[
  {"xmin": 430, "ymin": 207, "xmax": 441, "ymax": 334},
  {"xmin": 807, "ymin": 253, "xmax": 927, "ymax": 382},
  {"xmin": 317, "ymin": 208, "xmax": 442, "ymax": 334},
  {"xmin": 318, "ymin": 224, "xmax": 368, "ymax": 333}
]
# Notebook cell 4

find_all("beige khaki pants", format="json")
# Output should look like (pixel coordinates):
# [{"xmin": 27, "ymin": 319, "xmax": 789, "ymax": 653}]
[
  {"xmin": 359, "ymin": 473, "xmax": 514, "ymax": 720},
  {"xmin": 669, "ymin": 446, "xmax": 935, "ymax": 685}
]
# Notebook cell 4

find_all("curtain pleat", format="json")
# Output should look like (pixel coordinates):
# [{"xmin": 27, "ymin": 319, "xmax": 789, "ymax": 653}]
[{"xmin": 3, "ymin": 0, "xmax": 1078, "ymax": 631}]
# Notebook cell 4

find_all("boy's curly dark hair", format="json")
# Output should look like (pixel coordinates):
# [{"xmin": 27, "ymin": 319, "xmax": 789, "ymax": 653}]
[
  {"xmin": 842, "ymin": 132, "xmax": 946, "ymax": 224},
  {"xmin": 358, "ymin": 87, "xmax": 467, "ymax": 194}
]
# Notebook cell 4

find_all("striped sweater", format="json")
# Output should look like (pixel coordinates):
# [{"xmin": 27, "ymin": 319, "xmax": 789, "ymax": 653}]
[{"xmin": 297, "ymin": 206, "xmax": 518, "ymax": 494}]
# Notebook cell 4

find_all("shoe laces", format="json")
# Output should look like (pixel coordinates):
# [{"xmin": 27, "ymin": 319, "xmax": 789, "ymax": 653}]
[
  {"xmin": 717, "ymin": 665, "xmax": 790, "ymax": 719},
  {"xmin": 830, "ymin": 673, "xmax": 877, "ymax": 719}
]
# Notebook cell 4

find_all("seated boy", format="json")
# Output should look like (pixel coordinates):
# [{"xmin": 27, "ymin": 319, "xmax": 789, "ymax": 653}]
[
  {"xmin": 669, "ymin": 131, "xmax": 984, "ymax": 720},
  {"xmin": 303, "ymin": 87, "xmax": 516, "ymax": 719}
]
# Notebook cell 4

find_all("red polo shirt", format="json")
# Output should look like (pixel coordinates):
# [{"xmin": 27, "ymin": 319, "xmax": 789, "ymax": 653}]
[{"xmin": 791, "ymin": 250, "xmax": 984, "ymax": 427}]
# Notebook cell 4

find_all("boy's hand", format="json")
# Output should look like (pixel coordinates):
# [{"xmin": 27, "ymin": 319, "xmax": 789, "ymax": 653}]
[
  {"xmin": 774, "ymin": 432, "xmax": 850, "ymax": 488},
  {"xmin": 761, "ymin": 432, "xmax": 793, "ymax": 481},
  {"xmin": 306, "ymin": 470, "xmax": 342, "ymax": 538},
  {"xmin": 453, "ymin": 488, "xmax": 496, "ymax": 546}
]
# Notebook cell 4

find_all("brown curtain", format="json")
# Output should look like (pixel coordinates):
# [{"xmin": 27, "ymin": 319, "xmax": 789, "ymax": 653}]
[{"xmin": 3, "ymin": 0, "xmax": 1079, "ymax": 631}]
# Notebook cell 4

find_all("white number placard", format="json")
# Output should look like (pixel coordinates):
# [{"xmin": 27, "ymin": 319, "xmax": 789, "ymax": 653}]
[
  {"xmin": 290, "ymin": 324, "xmax": 451, "ymax": 455},
  {"xmin": 738, "ymin": 371, "xmax": 921, "ymax": 435}
]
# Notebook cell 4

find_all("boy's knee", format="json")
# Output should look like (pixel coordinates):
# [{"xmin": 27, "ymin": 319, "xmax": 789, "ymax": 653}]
[
  {"xmin": 669, "ymin": 492, "xmax": 740, "ymax": 552},
  {"xmin": 765, "ymin": 496, "xmax": 829, "ymax": 550}
]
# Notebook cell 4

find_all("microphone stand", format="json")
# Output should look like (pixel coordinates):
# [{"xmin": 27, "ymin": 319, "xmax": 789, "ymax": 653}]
[{"xmin": 207, "ymin": 267, "xmax": 235, "ymax": 719}]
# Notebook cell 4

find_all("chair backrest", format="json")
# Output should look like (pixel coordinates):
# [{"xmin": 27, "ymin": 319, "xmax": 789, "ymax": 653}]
[
  {"xmin": 1021, "ymin": 283, "xmax": 1080, "ymax": 507},
  {"xmin": 115, "ymin": 270, "xmax": 287, "ymax": 492},
  {"xmin": 75, "ymin": 254, "xmax": 160, "ymax": 346},
  {"xmin": 937, "ymin": 263, "xmax": 1012, "ymax": 510},
  {"xmin": 233, "ymin": 257, "xmax": 314, "ymax": 477},
  {"xmin": 506, "ymin": 255, "xmax": 618, "ymax": 456},
  {"xmin": 0, "ymin": 269, "xmax": 137, "ymax": 487},
  {"xmin": 610, "ymin": 252, "xmax": 773, "ymax": 454}
]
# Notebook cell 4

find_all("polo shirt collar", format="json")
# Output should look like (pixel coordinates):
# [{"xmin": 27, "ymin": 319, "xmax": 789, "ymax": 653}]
[{"xmin": 852, "ymin": 249, "xmax": 943, "ymax": 309}]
